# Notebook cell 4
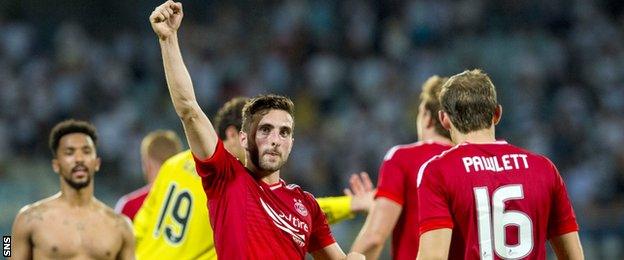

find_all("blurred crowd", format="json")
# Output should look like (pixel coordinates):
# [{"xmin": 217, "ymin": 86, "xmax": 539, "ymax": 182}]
[{"xmin": 1, "ymin": 0, "xmax": 623, "ymax": 258}]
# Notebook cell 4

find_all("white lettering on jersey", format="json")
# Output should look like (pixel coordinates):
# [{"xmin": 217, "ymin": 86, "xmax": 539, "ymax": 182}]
[
  {"xmin": 462, "ymin": 154, "xmax": 529, "ymax": 173},
  {"xmin": 260, "ymin": 198, "xmax": 308, "ymax": 247}
]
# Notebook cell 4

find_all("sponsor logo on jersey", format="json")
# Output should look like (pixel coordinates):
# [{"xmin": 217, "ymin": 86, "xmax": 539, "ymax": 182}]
[
  {"xmin": 260, "ymin": 198, "xmax": 308, "ymax": 247},
  {"xmin": 294, "ymin": 199, "xmax": 308, "ymax": 217}
]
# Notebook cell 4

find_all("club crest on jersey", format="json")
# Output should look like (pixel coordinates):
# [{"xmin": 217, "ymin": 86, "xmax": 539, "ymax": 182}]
[{"xmin": 294, "ymin": 199, "xmax": 308, "ymax": 217}]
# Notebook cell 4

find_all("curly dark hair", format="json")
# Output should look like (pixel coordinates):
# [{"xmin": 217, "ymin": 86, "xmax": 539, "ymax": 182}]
[{"xmin": 49, "ymin": 119, "xmax": 98, "ymax": 157}]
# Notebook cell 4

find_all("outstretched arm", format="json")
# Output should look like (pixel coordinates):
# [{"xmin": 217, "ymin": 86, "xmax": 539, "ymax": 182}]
[
  {"xmin": 150, "ymin": 0, "xmax": 217, "ymax": 159},
  {"xmin": 350, "ymin": 197, "xmax": 402, "ymax": 259}
]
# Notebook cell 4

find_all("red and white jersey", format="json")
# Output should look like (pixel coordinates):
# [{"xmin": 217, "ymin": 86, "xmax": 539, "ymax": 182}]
[
  {"xmin": 376, "ymin": 141, "xmax": 451, "ymax": 260},
  {"xmin": 194, "ymin": 140, "xmax": 335, "ymax": 259},
  {"xmin": 417, "ymin": 141, "xmax": 578, "ymax": 260},
  {"xmin": 114, "ymin": 184, "xmax": 150, "ymax": 221}
]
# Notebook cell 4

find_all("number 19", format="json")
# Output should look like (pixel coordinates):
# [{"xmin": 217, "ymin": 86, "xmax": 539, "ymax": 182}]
[{"xmin": 154, "ymin": 183, "xmax": 193, "ymax": 244}]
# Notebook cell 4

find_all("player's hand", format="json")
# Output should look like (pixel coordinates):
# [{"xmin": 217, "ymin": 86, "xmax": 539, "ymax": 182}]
[
  {"xmin": 345, "ymin": 252, "xmax": 365, "ymax": 260},
  {"xmin": 344, "ymin": 172, "xmax": 375, "ymax": 213},
  {"xmin": 150, "ymin": 0, "xmax": 183, "ymax": 40}
]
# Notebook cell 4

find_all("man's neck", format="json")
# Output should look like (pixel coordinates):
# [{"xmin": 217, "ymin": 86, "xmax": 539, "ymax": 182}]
[
  {"xmin": 452, "ymin": 127, "xmax": 497, "ymax": 144},
  {"xmin": 60, "ymin": 185, "xmax": 94, "ymax": 207},
  {"xmin": 244, "ymin": 161, "xmax": 281, "ymax": 185},
  {"xmin": 421, "ymin": 131, "xmax": 454, "ymax": 146},
  {"xmin": 261, "ymin": 172, "xmax": 281, "ymax": 185},
  {"xmin": 224, "ymin": 140, "xmax": 244, "ymax": 162}
]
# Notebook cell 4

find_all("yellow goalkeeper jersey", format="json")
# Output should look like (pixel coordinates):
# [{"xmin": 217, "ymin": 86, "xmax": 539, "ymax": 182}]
[{"xmin": 134, "ymin": 150, "xmax": 354, "ymax": 259}]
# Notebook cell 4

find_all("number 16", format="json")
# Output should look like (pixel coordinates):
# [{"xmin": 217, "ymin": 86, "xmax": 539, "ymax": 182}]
[{"xmin": 474, "ymin": 184, "xmax": 533, "ymax": 259}]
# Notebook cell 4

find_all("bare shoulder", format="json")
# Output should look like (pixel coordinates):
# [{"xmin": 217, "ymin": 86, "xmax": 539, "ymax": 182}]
[
  {"xmin": 14, "ymin": 194, "xmax": 61, "ymax": 227},
  {"xmin": 94, "ymin": 200, "xmax": 133, "ymax": 233}
]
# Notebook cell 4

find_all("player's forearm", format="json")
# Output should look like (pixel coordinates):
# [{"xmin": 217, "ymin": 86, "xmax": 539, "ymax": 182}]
[
  {"xmin": 351, "ymin": 198, "xmax": 400, "ymax": 259},
  {"xmin": 350, "ymin": 231, "xmax": 384, "ymax": 260},
  {"xmin": 159, "ymin": 34, "xmax": 217, "ymax": 159},
  {"xmin": 160, "ymin": 34, "xmax": 199, "ymax": 119},
  {"xmin": 344, "ymin": 252, "xmax": 365, "ymax": 260},
  {"xmin": 350, "ymin": 214, "xmax": 388, "ymax": 259}
]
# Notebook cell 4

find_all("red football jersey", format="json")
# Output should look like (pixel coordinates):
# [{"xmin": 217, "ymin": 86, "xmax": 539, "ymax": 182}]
[
  {"xmin": 417, "ymin": 141, "xmax": 579, "ymax": 260},
  {"xmin": 194, "ymin": 140, "xmax": 335, "ymax": 259},
  {"xmin": 376, "ymin": 141, "xmax": 451, "ymax": 260},
  {"xmin": 115, "ymin": 184, "xmax": 150, "ymax": 220}
]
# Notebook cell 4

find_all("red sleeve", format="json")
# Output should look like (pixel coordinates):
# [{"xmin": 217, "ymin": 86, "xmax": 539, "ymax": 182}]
[
  {"xmin": 192, "ymin": 139, "xmax": 238, "ymax": 198},
  {"xmin": 547, "ymin": 161, "xmax": 579, "ymax": 238},
  {"xmin": 418, "ymin": 161, "xmax": 453, "ymax": 235},
  {"xmin": 305, "ymin": 192, "xmax": 336, "ymax": 252},
  {"xmin": 375, "ymin": 151, "xmax": 405, "ymax": 205}
]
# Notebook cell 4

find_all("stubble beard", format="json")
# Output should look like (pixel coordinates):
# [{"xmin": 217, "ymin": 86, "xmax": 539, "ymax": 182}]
[
  {"xmin": 247, "ymin": 139, "xmax": 286, "ymax": 174},
  {"xmin": 62, "ymin": 170, "xmax": 92, "ymax": 190},
  {"xmin": 259, "ymin": 153, "xmax": 284, "ymax": 172}
]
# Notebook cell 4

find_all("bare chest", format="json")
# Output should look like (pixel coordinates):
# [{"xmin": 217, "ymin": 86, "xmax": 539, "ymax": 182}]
[{"xmin": 30, "ymin": 211, "xmax": 122, "ymax": 259}]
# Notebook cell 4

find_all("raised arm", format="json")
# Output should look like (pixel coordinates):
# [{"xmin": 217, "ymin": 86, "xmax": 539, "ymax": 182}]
[
  {"xmin": 149, "ymin": 0, "xmax": 217, "ymax": 159},
  {"xmin": 11, "ymin": 207, "xmax": 33, "ymax": 260}
]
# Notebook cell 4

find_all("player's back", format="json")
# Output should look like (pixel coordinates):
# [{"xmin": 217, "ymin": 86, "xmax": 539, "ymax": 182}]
[
  {"xmin": 377, "ymin": 141, "xmax": 451, "ymax": 260},
  {"xmin": 417, "ymin": 141, "xmax": 578, "ymax": 260},
  {"xmin": 133, "ymin": 150, "xmax": 216, "ymax": 260}
]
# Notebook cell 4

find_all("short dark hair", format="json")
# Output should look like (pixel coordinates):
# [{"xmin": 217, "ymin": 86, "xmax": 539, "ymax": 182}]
[
  {"xmin": 214, "ymin": 97, "xmax": 249, "ymax": 139},
  {"xmin": 420, "ymin": 75, "xmax": 451, "ymax": 139},
  {"xmin": 241, "ymin": 94, "xmax": 295, "ymax": 133},
  {"xmin": 49, "ymin": 119, "xmax": 98, "ymax": 157},
  {"xmin": 440, "ymin": 69, "xmax": 498, "ymax": 133}
]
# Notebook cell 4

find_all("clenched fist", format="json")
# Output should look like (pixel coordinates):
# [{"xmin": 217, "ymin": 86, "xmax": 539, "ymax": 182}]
[{"xmin": 150, "ymin": 0, "xmax": 183, "ymax": 40}]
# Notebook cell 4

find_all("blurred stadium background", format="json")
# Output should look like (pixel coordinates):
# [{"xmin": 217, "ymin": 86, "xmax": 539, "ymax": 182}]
[{"xmin": 0, "ymin": 0, "xmax": 623, "ymax": 258}]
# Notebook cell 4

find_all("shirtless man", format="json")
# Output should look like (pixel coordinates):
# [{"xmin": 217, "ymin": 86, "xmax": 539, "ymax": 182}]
[{"xmin": 11, "ymin": 119, "xmax": 135, "ymax": 260}]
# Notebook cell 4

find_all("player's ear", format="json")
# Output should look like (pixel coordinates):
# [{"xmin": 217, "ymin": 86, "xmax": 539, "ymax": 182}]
[
  {"xmin": 439, "ymin": 111, "xmax": 452, "ymax": 130},
  {"xmin": 95, "ymin": 157, "xmax": 101, "ymax": 172},
  {"xmin": 225, "ymin": 126, "xmax": 239, "ymax": 142},
  {"xmin": 424, "ymin": 109, "xmax": 435, "ymax": 128},
  {"xmin": 492, "ymin": 105, "xmax": 502, "ymax": 125},
  {"xmin": 52, "ymin": 158, "xmax": 60, "ymax": 174},
  {"xmin": 239, "ymin": 131, "xmax": 248, "ymax": 150}
]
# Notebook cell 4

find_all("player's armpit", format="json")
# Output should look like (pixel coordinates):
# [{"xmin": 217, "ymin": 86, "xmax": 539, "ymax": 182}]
[
  {"xmin": 550, "ymin": 231, "xmax": 584, "ymax": 260},
  {"xmin": 417, "ymin": 228, "xmax": 452, "ymax": 260},
  {"xmin": 350, "ymin": 197, "xmax": 402, "ymax": 260},
  {"xmin": 11, "ymin": 207, "xmax": 34, "ymax": 260}
]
